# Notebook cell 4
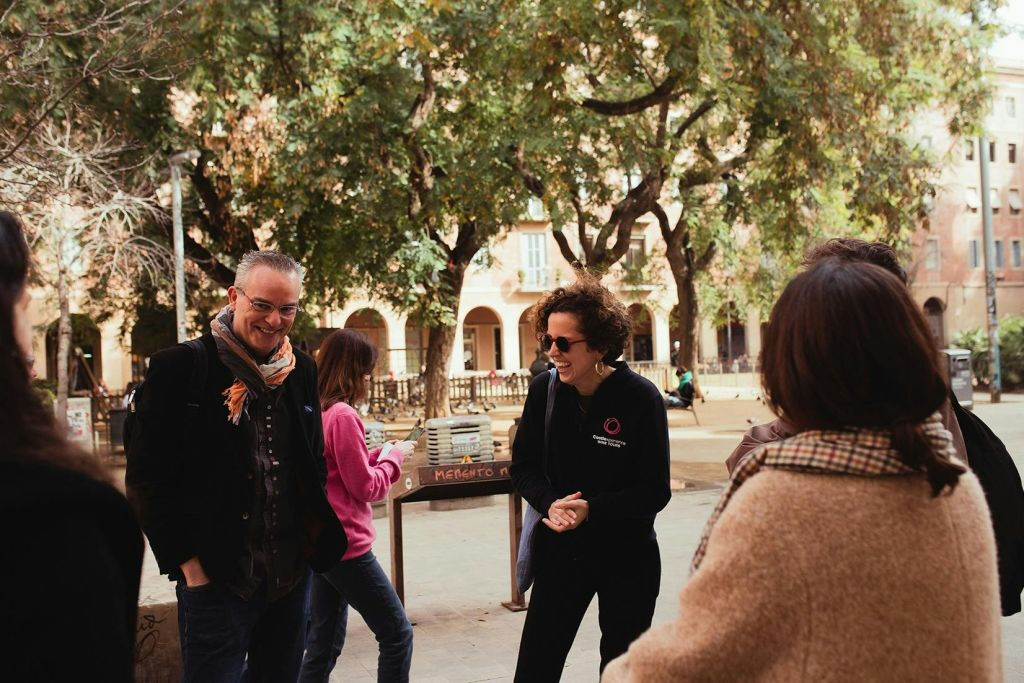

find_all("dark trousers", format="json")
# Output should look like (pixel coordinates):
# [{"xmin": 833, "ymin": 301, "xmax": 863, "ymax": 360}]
[
  {"xmin": 175, "ymin": 572, "xmax": 309, "ymax": 683},
  {"xmin": 298, "ymin": 550, "xmax": 414, "ymax": 683},
  {"xmin": 514, "ymin": 532, "xmax": 661, "ymax": 682}
]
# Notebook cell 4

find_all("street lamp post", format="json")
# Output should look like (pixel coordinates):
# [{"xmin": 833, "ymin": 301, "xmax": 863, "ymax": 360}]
[
  {"xmin": 169, "ymin": 150, "xmax": 200, "ymax": 343},
  {"xmin": 977, "ymin": 136, "xmax": 1002, "ymax": 403}
]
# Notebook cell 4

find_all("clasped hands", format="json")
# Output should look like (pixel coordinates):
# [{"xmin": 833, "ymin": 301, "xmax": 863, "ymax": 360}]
[{"xmin": 544, "ymin": 491, "xmax": 588, "ymax": 533}]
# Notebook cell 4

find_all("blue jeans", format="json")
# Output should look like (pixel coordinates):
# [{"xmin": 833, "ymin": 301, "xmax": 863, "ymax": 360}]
[
  {"xmin": 299, "ymin": 551, "xmax": 413, "ymax": 683},
  {"xmin": 175, "ymin": 572, "xmax": 309, "ymax": 683}
]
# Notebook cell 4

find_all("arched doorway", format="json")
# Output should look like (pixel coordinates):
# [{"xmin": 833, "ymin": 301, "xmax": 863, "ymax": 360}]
[
  {"xmin": 715, "ymin": 304, "xmax": 746, "ymax": 364},
  {"xmin": 344, "ymin": 308, "xmax": 389, "ymax": 374},
  {"xmin": 923, "ymin": 297, "xmax": 945, "ymax": 347},
  {"xmin": 626, "ymin": 304, "xmax": 654, "ymax": 363},
  {"xmin": 519, "ymin": 307, "xmax": 539, "ymax": 369},
  {"xmin": 463, "ymin": 307, "xmax": 502, "ymax": 371},
  {"xmin": 46, "ymin": 314, "xmax": 103, "ymax": 393}
]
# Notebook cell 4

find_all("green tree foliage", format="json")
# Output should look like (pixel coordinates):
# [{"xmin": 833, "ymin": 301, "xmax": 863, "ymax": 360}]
[
  {"xmin": 497, "ymin": 0, "xmax": 1000, "ymax": 376},
  {"xmin": 163, "ymin": 2, "xmax": 542, "ymax": 415},
  {"xmin": 1, "ymin": 0, "xmax": 185, "ymax": 167}
]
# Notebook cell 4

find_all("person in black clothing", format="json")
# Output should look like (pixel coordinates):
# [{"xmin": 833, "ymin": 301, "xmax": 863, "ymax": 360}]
[
  {"xmin": 0, "ymin": 211, "xmax": 144, "ymax": 682},
  {"xmin": 125, "ymin": 251, "xmax": 347, "ymax": 682},
  {"xmin": 528, "ymin": 346, "xmax": 552, "ymax": 378},
  {"xmin": 510, "ymin": 275, "xmax": 671, "ymax": 681}
]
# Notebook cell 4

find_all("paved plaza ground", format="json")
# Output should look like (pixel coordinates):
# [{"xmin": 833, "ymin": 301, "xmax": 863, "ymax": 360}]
[{"xmin": 123, "ymin": 389, "xmax": 1024, "ymax": 682}]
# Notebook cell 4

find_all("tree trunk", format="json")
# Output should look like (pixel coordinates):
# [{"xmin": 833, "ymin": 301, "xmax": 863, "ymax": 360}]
[
  {"xmin": 422, "ymin": 259, "xmax": 470, "ymax": 419},
  {"xmin": 423, "ymin": 323, "xmax": 457, "ymax": 419},
  {"xmin": 56, "ymin": 262, "xmax": 71, "ymax": 429},
  {"xmin": 666, "ymin": 250, "xmax": 703, "ymax": 398}
]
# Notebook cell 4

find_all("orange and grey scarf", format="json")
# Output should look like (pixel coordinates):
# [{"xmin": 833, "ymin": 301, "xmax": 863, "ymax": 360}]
[
  {"xmin": 691, "ymin": 413, "xmax": 959, "ymax": 573},
  {"xmin": 210, "ymin": 307, "xmax": 296, "ymax": 425}
]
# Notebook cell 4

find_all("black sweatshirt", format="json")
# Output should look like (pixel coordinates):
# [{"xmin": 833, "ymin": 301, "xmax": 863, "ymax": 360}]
[{"xmin": 510, "ymin": 362, "xmax": 671, "ymax": 547}]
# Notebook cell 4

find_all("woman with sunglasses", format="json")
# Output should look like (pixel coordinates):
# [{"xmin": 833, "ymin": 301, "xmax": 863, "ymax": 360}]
[
  {"xmin": 299, "ymin": 328, "xmax": 416, "ymax": 682},
  {"xmin": 510, "ymin": 275, "xmax": 671, "ymax": 681}
]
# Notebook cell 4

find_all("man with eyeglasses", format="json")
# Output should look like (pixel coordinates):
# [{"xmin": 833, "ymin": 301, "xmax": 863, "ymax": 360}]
[{"xmin": 126, "ymin": 250, "xmax": 347, "ymax": 682}]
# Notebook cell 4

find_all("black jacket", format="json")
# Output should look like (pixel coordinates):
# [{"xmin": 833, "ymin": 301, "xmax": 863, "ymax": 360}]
[
  {"xmin": 510, "ymin": 363, "xmax": 671, "ymax": 544},
  {"xmin": 951, "ymin": 394, "xmax": 1024, "ymax": 616},
  {"xmin": 125, "ymin": 334, "xmax": 346, "ymax": 584},
  {"xmin": 0, "ymin": 461, "xmax": 143, "ymax": 682}
]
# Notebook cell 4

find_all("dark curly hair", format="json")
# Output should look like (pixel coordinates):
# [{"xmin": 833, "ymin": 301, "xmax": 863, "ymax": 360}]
[
  {"xmin": 531, "ymin": 272, "xmax": 632, "ymax": 364},
  {"xmin": 803, "ymin": 238, "xmax": 907, "ymax": 284}
]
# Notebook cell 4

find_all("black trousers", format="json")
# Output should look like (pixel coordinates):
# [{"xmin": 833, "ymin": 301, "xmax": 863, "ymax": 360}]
[{"xmin": 514, "ymin": 530, "xmax": 661, "ymax": 682}]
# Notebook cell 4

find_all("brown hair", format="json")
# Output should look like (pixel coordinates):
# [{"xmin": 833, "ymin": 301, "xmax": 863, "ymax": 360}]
[
  {"xmin": 531, "ymin": 272, "xmax": 632, "ymax": 363},
  {"xmin": 761, "ymin": 258, "xmax": 963, "ymax": 495},
  {"xmin": 803, "ymin": 238, "xmax": 907, "ymax": 284},
  {"xmin": 0, "ymin": 212, "xmax": 107, "ymax": 481},
  {"xmin": 316, "ymin": 328, "xmax": 378, "ymax": 410}
]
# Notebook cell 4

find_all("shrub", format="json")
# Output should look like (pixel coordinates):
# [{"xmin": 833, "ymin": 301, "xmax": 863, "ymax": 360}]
[{"xmin": 951, "ymin": 316, "xmax": 1024, "ymax": 388}]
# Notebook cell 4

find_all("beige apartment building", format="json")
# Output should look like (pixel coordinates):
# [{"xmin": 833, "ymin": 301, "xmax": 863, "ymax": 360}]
[{"xmin": 911, "ymin": 59, "xmax": 1024, "ymax": 345}]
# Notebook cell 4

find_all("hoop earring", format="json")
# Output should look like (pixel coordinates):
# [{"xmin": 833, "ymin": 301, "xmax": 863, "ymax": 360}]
[{"xmin": 595, "ymin": 360, "xmax": 606, "ymax": 376}]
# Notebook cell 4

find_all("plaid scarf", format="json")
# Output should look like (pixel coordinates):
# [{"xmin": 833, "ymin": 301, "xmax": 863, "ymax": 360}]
[
  {"xmin": 210, "ymin": 307, "xmax": 296, "ymax": 425},
  {"xmin": 691, "ymin": 413, "xmax": 958, "ymax": 573}
]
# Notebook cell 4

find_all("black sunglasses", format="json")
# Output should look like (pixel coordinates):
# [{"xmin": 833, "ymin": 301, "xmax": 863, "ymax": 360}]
[{"xmin": 541, "ymin": 334, "xmax": 588, "ymax": 353}]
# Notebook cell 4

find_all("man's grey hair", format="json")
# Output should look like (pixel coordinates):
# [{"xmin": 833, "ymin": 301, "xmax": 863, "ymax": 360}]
[{"xmin": 234, "ymin": 250, "xmax": 306, "ymax": 289}]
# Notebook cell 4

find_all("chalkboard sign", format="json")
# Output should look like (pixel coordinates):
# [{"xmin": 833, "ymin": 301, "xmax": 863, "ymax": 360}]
[{"xmin": 416, "ymin": 461, "xmax": 511, "ymax": 485}]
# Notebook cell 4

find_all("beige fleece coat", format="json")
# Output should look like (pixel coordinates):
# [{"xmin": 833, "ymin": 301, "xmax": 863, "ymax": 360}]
[{"xmin": 603, "ymin": 470, "xmax": 1002, "ymax": 682}]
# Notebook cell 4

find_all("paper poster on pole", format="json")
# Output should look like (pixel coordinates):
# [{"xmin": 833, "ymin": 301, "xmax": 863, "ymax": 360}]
[{"xmin": 63, "ymin": 397, "xmax": 94, "ymax": 451}]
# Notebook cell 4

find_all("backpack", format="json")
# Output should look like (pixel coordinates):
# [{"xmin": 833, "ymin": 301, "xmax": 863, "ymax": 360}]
[
  {"xmin": 123, "ymin": 339, "xmax": 208, "ymax": 454},
  {"xmin": 951, "ymin": 394, "xmax": 1024, "ymax": 616}
]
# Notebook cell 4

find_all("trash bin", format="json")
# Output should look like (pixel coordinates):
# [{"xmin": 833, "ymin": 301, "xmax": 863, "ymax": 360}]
[
  {"xmin": 943, "ymin": 348, "xmax": 973, "ymax": 410},
  {"xmin": 108, "ymin": 408, "xmax": 128, "ymax": 452},
  {"xmin": 425, "ymin": 415, "xmax": 494, "ymax": 465}
]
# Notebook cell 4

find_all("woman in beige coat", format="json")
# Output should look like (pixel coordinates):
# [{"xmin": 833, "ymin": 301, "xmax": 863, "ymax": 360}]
[{"xmin": 603, "ymin": 258, "xmax": 1002, "ymax": 682}]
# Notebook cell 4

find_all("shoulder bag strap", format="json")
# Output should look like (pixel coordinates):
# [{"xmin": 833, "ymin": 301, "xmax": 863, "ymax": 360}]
[
  {"xmin": 542, "ymin": 367, "xmax": 558, "ymax": 476},
  {"xmin": 182, "ymin": 338, "xmax": 208, "ymax": 409}
]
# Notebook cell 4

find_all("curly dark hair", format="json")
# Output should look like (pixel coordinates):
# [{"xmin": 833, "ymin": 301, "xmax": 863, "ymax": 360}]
[
  {"xmin": 531, "ymin": 272, "xmax": 632, "ymax": 363},
  {"xmin": 803, "ymin": 238, "xmax": 907, "ymax": 284}
]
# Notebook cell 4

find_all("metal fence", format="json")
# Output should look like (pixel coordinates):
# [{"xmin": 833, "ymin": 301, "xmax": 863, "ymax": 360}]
[{"xmin": 367, "ymin": 372, "xmax": 535, "ymax": 410}]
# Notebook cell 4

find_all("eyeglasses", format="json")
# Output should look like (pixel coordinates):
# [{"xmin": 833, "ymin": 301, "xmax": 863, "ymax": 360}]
[
  {"xmin": 236, "ymin": 288, "xmax": 301, "ymax": 319},
  {"xmin": 540, "ymin": 334, "xmax": 588, "ymax": 353}
]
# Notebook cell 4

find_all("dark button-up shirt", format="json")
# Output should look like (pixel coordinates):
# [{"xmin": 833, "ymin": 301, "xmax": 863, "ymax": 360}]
[{"xmin": 224, "ymin": 388, "xmax": 306, "ymax": 601}]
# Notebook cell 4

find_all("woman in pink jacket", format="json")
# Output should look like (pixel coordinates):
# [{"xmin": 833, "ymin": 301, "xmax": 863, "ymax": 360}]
[{"xmin": 299, "ymin": 329, "xmax": 415, "ymax": 682}]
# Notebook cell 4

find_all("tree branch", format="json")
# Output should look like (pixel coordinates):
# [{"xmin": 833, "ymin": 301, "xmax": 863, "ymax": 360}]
[
  {"xmin": 0, "ymin": 51, "xmax": 120, "ymax": 165},
  {"xmin": 678, "ymin": 131, "xmax": 761, "ymax": 190},
  {"xmin": 580, "ymin": 72, "xmax": 680, "ymax": 116},
  {"xmin": 405, "ymin": 61, "xmax": 436, "ymax": 224},
  {"xmin": 551, "ymin": 229, "xmax": 579, "ymax": 265},
  {"xmin": 696, "ymin": 240, "xmax": 717, "ymax": 271},
  {"xmin": 651, "ymin": 201, "xmax": 673, "ymax": 244},
  {"xmin": 673, "ymin": 96, "xmax": 717, "ymax": 139},
  {"xmin": 510, "ymin": 142, "xmax": 545, "ymax": 197},
  {"xmin": 570, "ymin": 191, "xmax": 593, "ymax": 264},
  {"xmin": 189, "ymin": 152, "xmax": 258, "ymax": 255},
  {"xmin": 451, "ymin": 221, "xmax": 480, "ymax": 265}
]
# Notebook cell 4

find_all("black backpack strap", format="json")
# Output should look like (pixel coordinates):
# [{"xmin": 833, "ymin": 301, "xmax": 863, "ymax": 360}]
[
  {"xmin": 182, "ymin": 338, "xmax": 208, "ymax": 408},
  {"xmin": 542, "ymin": 368, "xmax": 558, "ymax": 475}
]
